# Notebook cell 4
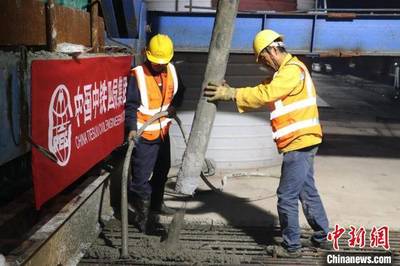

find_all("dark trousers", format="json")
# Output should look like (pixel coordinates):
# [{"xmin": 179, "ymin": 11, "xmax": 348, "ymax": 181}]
[{"xmin": 129, "ymin": 134, "xmax": 171, "ymax": 210}]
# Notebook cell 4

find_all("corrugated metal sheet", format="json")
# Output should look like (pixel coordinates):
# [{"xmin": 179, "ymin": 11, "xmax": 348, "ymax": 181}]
[
  {"xmin": 150, "ymin": 12, "xmax": 400, "ymax": 56},
  {"xmin": 146, "ymin": 0, "xmax": 213, "ymax": 12},
  {"xmin": 146, "ymin": 0, "xmax": 299, "ymax": 12},
  {"xmin": 170, "ymin": 53, "xmax": 282, "ymax": 170}
]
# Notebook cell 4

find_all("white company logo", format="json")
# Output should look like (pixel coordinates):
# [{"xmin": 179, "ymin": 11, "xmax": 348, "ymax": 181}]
[{"xmin": 48, "ymin": 84, "xmax": 73, "ymax": 166}]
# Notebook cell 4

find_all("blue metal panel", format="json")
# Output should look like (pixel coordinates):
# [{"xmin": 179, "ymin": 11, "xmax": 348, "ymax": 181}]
[
  {"xmin": 264, "ymin": 16, "xmax": 314, "ymax": 53},
  {"xmin": 0, "ymin": 58, "xmax": 26, "ymax": 166},
  {"xmin": 231, "ymin": 16, "xmax": 264, "ymax": 51},
  {"xmin": 101, "ymin": 0, "xmax": 119, "ymax": 37},
  {"xmin": 133, "ymin": 0, "xmax": 142, "ymax": 27},
  {"xmin": 122, "ymin": 0, "xmax": 137, "ymax": 38},
  {"xmin": 122, "ymin": 0, "xmax": 144, "ymax": 38},
  {"xmin": 152, "ymin": 14, "xmax": 263, "ymax": 52},
  {"xmin": 104, "ymin": 0, "xmax": 146, "ymax": 66},
  {"xmin": 137, "ymin": 0, "xmax": 147, "ymax": 48},
  {"xmin": 149, "ymin": 12, "xmax": 400, "ymax": 56},
  {"xmin": 314, "ymin": 17, "xmax": 400, "ymax": 55},
  {"xmin": 151, "ymin": 14, "xmax": 215, "ymax": 50},
  {"xmin": 105, "ymin": 38, "xmax": 137, "ymax": 48}
]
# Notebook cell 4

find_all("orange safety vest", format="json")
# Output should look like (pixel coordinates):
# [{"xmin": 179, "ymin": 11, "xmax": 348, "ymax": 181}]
[
  {"xmin": 131, "ymin": 63, "xmax": 178, "ymax": 141},
  {"xmin": 269, "ymin": 61, "xmax": 322, "ymax": 150}
]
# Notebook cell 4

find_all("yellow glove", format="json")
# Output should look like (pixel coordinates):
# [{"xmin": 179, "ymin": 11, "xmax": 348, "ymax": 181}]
[{"xmin": 204, "ymin": 82, "xmax": 236, "ymax": 102}]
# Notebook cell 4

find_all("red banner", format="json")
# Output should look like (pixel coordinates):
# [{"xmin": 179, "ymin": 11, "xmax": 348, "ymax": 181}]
[{"xmin": 31, "ymin": 56, "xmax": 132, "ymax": 209}]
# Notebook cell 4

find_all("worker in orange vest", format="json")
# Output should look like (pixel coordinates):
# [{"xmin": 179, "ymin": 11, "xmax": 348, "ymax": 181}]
[
  {"xmin": 125, "ymin": 34, "xmax": 184, "ymax": 234},
  {"xmin": 205, "ymin": 29, "xmax": 330, "ymax": 257}
]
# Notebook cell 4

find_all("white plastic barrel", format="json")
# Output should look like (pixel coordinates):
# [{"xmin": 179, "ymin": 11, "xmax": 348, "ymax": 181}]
[{"xmin": 169, "ymin": 110, "xmax": 282, "ymax": 170}]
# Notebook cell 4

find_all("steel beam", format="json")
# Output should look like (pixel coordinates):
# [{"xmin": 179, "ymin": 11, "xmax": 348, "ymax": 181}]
[{"xmin": 149, "ymin": 11, "xmax": 400, "ymax": 56}]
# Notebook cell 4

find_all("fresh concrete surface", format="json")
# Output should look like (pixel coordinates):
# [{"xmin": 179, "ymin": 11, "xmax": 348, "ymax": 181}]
[{"xmin": 164, "ymin": 72, "xmax": 400, "ymax": 231}]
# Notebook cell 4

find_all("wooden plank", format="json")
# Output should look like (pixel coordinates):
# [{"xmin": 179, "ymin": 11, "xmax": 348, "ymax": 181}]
[
  {"xmin": 98, "ymin": 17, "xmax": 105, "ymax": 52},
  {"xmin": 0, "ymin": 0, "xmax": 96, "ymax": 47},
  {"xmin": 238, "ymin": 0, "xmax": 297, "ymax": 11},
  {"xmin": 54, "ymin": 4, "xmax": 91, "ymax": 46},
  {"xmin": 0, "ymin": 0, "xmax": 47, "ymax": 46},
  {"xmin": 91, "ymin": 0, "xmax": 99, "ymax": 52},
  {"xmin": 47, "ymin": 0, "xmax": 57, "ymax": 51}
]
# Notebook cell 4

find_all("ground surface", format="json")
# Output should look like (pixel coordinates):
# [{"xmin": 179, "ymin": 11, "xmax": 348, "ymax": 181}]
[
  {"xmin": 81, "ymin": 72, "xmax": 400, "ymax": 264},
  {"xmin": 80, "ymin": 219, "xmax": 399, "ymax": 265}
]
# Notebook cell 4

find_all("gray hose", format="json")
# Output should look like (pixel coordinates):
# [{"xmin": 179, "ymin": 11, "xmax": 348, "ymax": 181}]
[
  {"xmin": 120, "ymin": 111, "xmax": 221, "ymax": 258},
  {"xmin": 121, "ymin": 111, "xmax": 168, "ymax": 258}
]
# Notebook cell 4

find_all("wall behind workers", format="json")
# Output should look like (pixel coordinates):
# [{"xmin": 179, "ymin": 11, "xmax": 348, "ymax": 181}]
[
  {"xmin": 296, "ymin": 0, "xmax": 314, "ymax": 10},
  {"xmin": 146, "ymin": 0, "xmax": 304, "ymax": 12},
  {"xmin": 146, "ymin": 0, "xmax": 213, "ymax": 12},
  {"xmin": 170, "ymin": 53, "xmax": 282, "ymax": 171}
]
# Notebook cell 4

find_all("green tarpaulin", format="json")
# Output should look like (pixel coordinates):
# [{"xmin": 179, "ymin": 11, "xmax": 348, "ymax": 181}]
[{"xmin": 39, "ymin": 0, "xmax": 89, "ymax": 10}]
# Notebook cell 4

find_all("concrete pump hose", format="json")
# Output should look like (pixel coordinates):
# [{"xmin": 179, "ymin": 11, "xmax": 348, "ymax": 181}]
[{"xmin": 120, "ymin": 111, "xmax": 168, "ymax": 258}]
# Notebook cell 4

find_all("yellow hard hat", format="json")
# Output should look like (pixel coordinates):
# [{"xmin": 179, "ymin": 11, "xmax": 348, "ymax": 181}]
[
  {"xmin": 253, "ymin": 29, "xmax": 283, "ymax": 62},
  {"xmin": 146, "ymin": 34, "xmax": 174, "ymax": 64}
]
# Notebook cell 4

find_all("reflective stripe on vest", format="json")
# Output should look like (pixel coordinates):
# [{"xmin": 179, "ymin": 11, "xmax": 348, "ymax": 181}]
[
  {"xmin": 137, "ymin": 118, "xmax": 172, "ymax": 131},
  {"xmin": 272, "ymin": 118, "xmax": 320, "ymax": 139},
  {"xmin": 169, "ymin": 63, "xmax": 179, "ymax": 96},
  {"xmin": 270, "ymin": 97, "xmax": 317, "ymax": 119},
  {"xmin": 132, "ymin": 63, "xmax": 178, "ymax": 137},
  {"xmin": 134, "ymin": 66, "xmax": 149, "ymax": 109},
  {"xmin": 138, "ymin": 104, "xmax": 169, "ymax": 116},
  {"xmin": 270, "ymin": 61, "xmax": 320, "ymax": 141},
  {"xmin": 133, "ymin": 63, "xmax": 178, "ymax": 112}
]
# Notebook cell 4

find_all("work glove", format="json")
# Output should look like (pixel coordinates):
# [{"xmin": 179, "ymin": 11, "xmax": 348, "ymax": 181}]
[
  {"xmin": 167, "ymin": 105, "xmax": 176, "ymax": 118},
  {"xmin": 204, "ymin": 82, "xmax": 236, "ymax": 102},
  {"xmin": 128, "ymin": 130, "xmax": 137, "ymax": 141}
]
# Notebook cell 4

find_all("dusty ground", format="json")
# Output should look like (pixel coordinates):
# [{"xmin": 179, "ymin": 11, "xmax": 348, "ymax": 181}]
[{"xmin": 80, "ymin": 218, "xmax": 399, "ymax": 265}]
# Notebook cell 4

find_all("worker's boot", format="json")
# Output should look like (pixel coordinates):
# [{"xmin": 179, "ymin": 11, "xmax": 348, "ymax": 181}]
[
  {"xmin": 266, "ymin": 245, "xmax": 302, "ymax": 258},
  {"xmin": 128, "ymin": 195, "xmax": 150, "ymax": 233},
  {"xmin": 146, "ymin": 212, "xmax": 167, "ymax": 236},
  {"xmin": 301, "ymin": 237, "xmax": 333, "ymax": 250}
]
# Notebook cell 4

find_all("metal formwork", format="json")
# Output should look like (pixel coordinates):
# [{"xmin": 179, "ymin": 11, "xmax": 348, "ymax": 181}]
[{"xmin": 149, "ymin": 10, "xmax": 400, "ymax": 56}]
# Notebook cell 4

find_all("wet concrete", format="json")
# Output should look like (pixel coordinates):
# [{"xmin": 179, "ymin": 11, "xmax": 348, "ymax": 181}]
[
  {"xmin": 80, "ymin": 218, "xmax": 400, "ymax": 265},
  {"xmin": 82, "ymin": 219, "xmax": 247, "ymax": 265}
]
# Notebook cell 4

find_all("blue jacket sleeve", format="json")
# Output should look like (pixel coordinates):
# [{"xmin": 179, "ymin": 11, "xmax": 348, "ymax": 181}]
[
  {"xmin": 171, "ymin": 73, "xmax": 186, "ymax": 108},
  {"xmin": 125, "ymin": 75, "xmax": 140, "ymax": 132}
]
